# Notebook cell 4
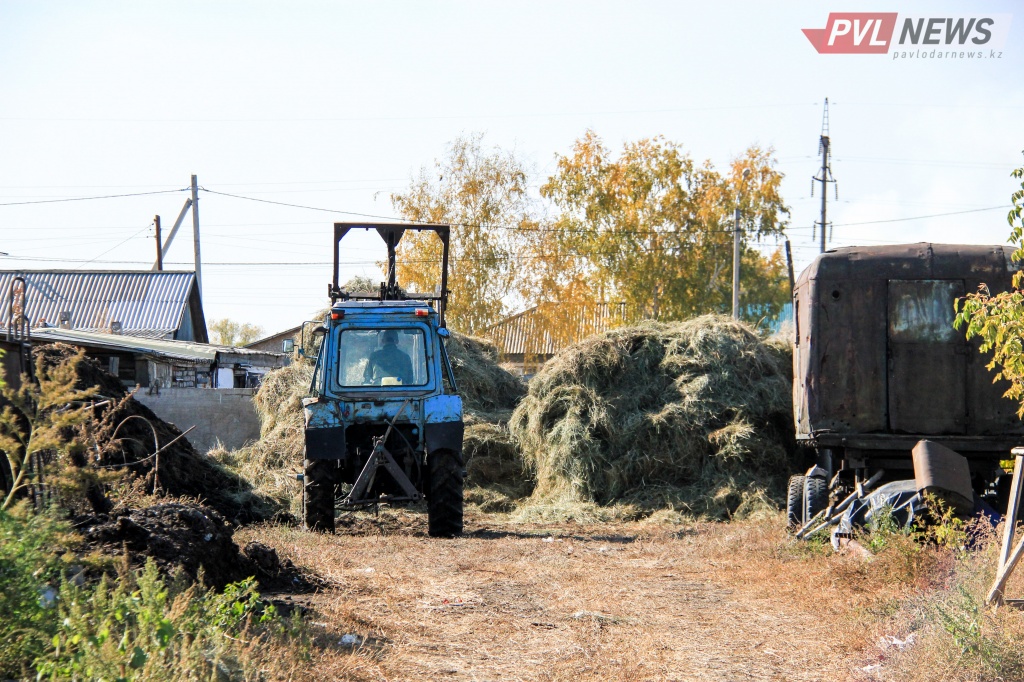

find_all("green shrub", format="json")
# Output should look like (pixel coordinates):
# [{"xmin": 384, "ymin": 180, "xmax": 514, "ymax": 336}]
[
  {"xmin": 0, "ymin": 503, "xmax": 74, "ymax": 678},
  {"xmin": 34, "ymin": 560, "xmax": 301, "ymax": 680}
]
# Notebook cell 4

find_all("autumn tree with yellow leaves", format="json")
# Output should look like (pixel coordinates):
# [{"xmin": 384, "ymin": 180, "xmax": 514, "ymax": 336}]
[
  {"xmin": 390, "ymin": 134, "xmax": 537, "ymax": 335},
  {"xmin": 535, "ymin": 131, "xmax": 790, "ymax": 324},
  {"xmin": 392, "ymin": 131, "xmax": 792, "ymax": 343}
]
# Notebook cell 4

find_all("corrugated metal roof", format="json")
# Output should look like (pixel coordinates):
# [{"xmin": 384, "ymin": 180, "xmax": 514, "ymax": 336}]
[
  {"xmin": 31, "ymin": 328, "xmax": 288, "ymax": 364},
  {"xmin": 483, "ymin": 302, "xmax": 630, "ymax": 357},
  {"xmin": 0, "ymin": 270, "xmax": 195, "ymax": 337}
]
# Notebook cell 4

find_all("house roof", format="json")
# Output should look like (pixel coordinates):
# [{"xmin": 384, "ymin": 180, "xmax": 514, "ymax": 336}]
[
  {"xmin": 31, "ymin": 328, "xmax": 288, "ymax": 366},
  {"xmin": 483, "ymin": 302, "xmax": 629, "ymax": 357},
  {"xmin": 0, "ymin": 270, "xmax": 199, "ymax": 339},
  {"xmin": 245, "ymin": 325, "xmax": 302, "ymax": 349}
]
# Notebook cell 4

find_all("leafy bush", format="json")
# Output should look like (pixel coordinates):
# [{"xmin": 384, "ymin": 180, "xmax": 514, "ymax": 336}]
[
  {"xmin": 36, "ymin": 560, "xmax": 301, "ymax": 681},
  {"xmin": 1, "ymin": 501, "xmax": 303, "ymax": 679},
  {"xmin": 0, "ymin": 503, "xmax": 74, "ymax": 678}
]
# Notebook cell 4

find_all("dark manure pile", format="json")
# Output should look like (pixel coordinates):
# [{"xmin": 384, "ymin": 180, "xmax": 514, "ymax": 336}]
[
  {"xmin": 509, "ymin": 316, "xmax": 796, "ymax": 521},
  {"xmin": 73, "ymin": 503, "xmax": 313, "ymax": 590}
]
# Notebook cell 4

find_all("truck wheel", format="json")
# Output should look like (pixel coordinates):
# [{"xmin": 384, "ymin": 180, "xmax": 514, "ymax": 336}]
[
  {"xmin": 786, "ymin": 475, "xmax": 806, "ymax": 529},
  {"xmin": 803, "ymin": 475, "xmax": 829, "ymax": 526},
  {"xmin": 427, "ymin": 449, "xmax": 463, "ymax": 538},
  {"xmin": 303, "ymin": 459, "xmax": 336, "ymax": 533}
]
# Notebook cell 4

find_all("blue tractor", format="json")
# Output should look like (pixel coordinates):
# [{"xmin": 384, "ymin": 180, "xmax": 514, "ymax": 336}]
[{"xmin": 301, "ymin": 223, "xmax": 464, "ymax": 536}]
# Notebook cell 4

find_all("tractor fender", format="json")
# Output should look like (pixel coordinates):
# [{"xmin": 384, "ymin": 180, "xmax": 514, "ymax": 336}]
[
  {"xmin": 305, "ymin": 425, "xmax": 346, "ymax": 460},
  {"xmin": 424, "ymin": 422, "xmax": 464, "ymax": 461}
]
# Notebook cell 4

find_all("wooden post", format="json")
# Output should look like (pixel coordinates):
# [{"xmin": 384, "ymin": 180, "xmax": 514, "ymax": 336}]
[
  {"xmin": 190, "ymin": 174, "xmax": 202, "ymax": 299},
  {"xmin": 988, "ymin": 451, "xmax": 1024, "ymax": 607},
  {"xmin": 154, "ymin": 215, "xmax": 163, "ymax": 271}
]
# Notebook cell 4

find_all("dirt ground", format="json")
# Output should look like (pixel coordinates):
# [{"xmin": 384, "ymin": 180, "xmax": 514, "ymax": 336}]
[{"xmin": 238, "ymin": 509, "xmax": 884, "ymax": 682}]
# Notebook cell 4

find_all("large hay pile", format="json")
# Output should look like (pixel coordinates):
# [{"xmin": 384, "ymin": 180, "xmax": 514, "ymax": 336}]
[
  {"xmin": 443, "ymin": 334, "xmax": 525, "ymax": 420},
  {"xmin": 509, "ymin": 316, "xmax": 795, "ymax": 521}
]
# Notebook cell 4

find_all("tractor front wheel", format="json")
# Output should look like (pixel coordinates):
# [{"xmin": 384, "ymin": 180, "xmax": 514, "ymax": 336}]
[
  {"xmin": 427, "ymin": 449, "xmax": 463, "ymax": 538},
  {"xmin": 303, "ymin": 459, "xmax": 336, "ymax": 532}
]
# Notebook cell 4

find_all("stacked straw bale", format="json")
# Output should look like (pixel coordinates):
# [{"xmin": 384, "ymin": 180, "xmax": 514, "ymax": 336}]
[{"xmin": 510, "ymin": 315, "xmax": 795, "ymax": 520}]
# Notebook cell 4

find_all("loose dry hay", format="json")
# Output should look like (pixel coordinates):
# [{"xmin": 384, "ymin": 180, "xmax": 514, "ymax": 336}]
[
  {"xmin": 215, "ymin": 332, "xmax": 529, "ymax": 515},
  {"xmin": 443, "ymin": 333, "xmax": 525, "ymax": 421},
  {"xmin": 213, "ymin": 361, "xmax": 313, "ymax": 514},
  {"xmin": 445, "ymin": 333, "xmax": 531, "ymax": 510},
  {"xmin": 509, "ymin": 315, "xmax": 796, "ymax": 522}
]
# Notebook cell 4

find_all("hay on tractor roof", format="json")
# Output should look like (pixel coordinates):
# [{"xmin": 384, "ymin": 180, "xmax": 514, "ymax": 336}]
[{"xmin": 509, "ymin": 315, "xmax": 795, "ymax": 521}]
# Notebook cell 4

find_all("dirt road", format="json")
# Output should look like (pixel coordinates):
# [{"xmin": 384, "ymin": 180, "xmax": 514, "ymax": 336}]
[{"xmin": 240, "ymin": 511, "xmax": 870, "ymax": 681}]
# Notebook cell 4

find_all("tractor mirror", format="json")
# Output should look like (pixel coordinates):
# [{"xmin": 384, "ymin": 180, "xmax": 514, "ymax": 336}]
[{"xmin": 298, "ymin": 320, "xmax": 327, "ymax": 359}]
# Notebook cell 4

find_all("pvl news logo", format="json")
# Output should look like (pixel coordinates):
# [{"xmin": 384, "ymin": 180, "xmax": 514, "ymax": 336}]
[{"xmin": 803, "ymin": 13, "xmax": 1011, "ymax": 59}]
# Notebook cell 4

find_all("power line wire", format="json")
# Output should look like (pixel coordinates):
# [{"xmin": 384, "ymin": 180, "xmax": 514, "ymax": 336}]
[
  {"xmin": 0, "ymin": 188, "xmax": 188, "ymax": 207},
  {"xmin": 832, "ymin": 204, "xmax": 1004, "ymax": 227}
]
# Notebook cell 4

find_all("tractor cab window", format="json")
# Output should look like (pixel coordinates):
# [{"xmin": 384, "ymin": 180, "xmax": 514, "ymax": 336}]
[{"xmin": 337, "ymin": 328, "xmax": 429, "ymax": 387}]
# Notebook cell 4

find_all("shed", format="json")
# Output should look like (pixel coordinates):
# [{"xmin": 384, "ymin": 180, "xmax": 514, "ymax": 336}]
[
  {"xmin": 483, "ymin": 302, "xmax": 629, "ymax": 374},
  {"xmin": 0, "ymin": 270, "xmax": 207, "ymax": 342},
  {"xmin": 29, "ymin": 328, "xmax": 288, "ymax": 389}
]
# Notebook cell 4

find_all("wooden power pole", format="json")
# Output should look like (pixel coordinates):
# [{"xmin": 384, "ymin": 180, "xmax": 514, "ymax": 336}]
[{"xmin": 154, "ymin": 215, "xmax": 163, "ymax": 271}]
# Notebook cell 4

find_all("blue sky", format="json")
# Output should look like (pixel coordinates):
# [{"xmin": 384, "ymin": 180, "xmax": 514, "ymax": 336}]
[{"xmin": 0, "ymin": 1, "xmax": 1020, "ymax": 333}]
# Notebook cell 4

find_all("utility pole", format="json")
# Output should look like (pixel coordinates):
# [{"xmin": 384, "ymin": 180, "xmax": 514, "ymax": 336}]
[
  {"xmin": 154, "ymin": 215, "xmax": 163, "ymax": 271},
  {"xmin": 812, "ymin": 98, "xmax": 837, "ymax": 253},
  {"xmin": 732, "ymin": 205, "xmax": 741, "ymax": 319},
  {"xmin": 785, "ymin": 239, "xmax": 796, "ymax": 296},
  {"xmin": 732, "ymin": 168, "xmax": 751, "ymax": 320},
  {"xmin": 190, "ymin": 174, "xmax": 202, "ymax": 299}
]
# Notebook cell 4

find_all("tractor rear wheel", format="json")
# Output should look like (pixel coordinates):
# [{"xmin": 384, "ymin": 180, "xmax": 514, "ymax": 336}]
[
  {"xmin": 427, "ymin": 449, "xmax": 463, "ymax": 538},
  {"xmin": 303, "ymin": 459, "xmax": 336, "ymax": 533},
  {"xmin": 786, "ymin": 475, "xmax": 806, "ymax": 529}
]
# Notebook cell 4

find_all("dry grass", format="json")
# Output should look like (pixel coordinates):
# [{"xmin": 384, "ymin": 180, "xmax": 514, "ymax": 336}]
[
  {"xmin": 510, "ymin": 316, "xmax": 796, "ymax": 521},
  {"xmin": 213, "ymin": 361, "xmax": 313, "ymax": 515},
  {"xmin": 235, "ymin": 510, "xmax": 978, "ymax": 681},
  {"xmin": 861, "ymin": 522, "xmax": 1024, "ymax": 681}
]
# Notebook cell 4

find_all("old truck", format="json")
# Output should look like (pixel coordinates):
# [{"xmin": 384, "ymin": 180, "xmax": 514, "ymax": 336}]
[
  {"xmin": 789, "ymin": 243, "xmax": 1024, "ymax": 525},
  {"xmin": 300, "ymin": 223, "xmax": 464, "ymax": 536}
]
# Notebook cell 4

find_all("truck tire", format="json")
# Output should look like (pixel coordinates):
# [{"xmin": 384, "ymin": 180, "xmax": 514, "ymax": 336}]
[
  {"xmin": 427, "ymin": 449, "xmax": 463, "ymax": 538},
  {"xmin": 786, "ymin": 475, "xmax": 806, "ymax": 529},
  {"xmin": 303, "ymin": 459, "xmax": 336, "ymax": 533},
  {"xmin": 803, "ymin": 475, "xmax": 829, "ymax": 526}
]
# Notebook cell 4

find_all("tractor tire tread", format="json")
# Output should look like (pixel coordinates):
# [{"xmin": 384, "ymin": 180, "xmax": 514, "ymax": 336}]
[
  {"xmin": 428, "ymin": 449, "xmax": 463, "ymax": 538},
  {"xmin": 303, "ymin": 458, "xmax": 336, "ymax": 533},
  {"xmin": 803, "ymin": 475, "xmax": 829, "ymax": 527}
]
